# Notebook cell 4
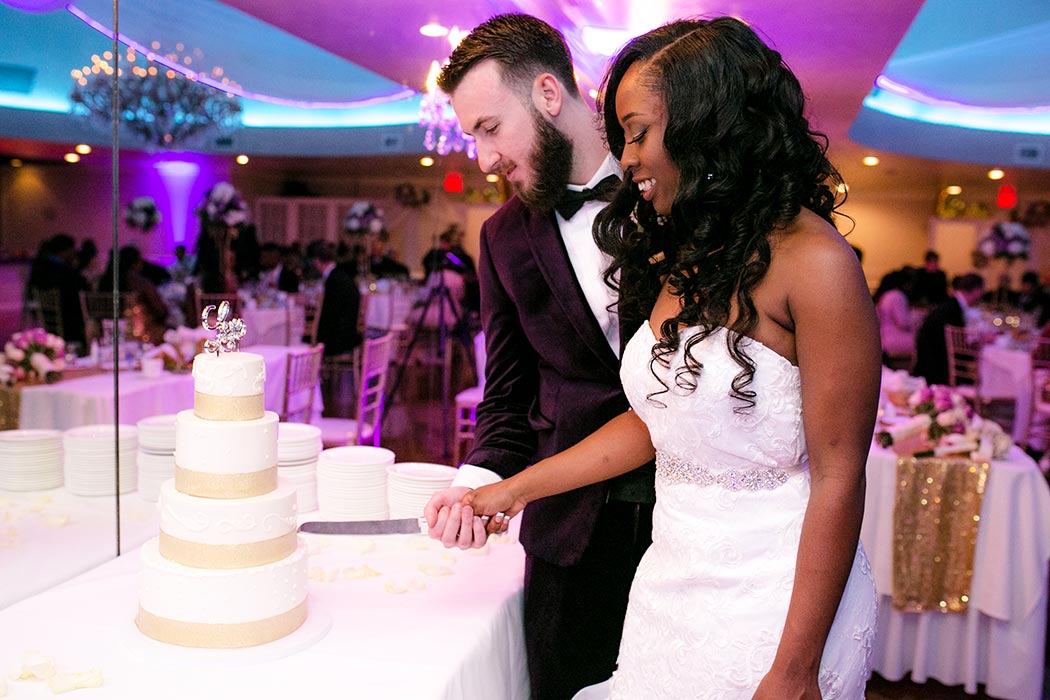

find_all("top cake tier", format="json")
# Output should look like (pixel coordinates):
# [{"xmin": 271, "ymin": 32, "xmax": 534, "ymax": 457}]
[{"xmin": 192, "ymin": 352, "xmax": 266, "ymax": 421}]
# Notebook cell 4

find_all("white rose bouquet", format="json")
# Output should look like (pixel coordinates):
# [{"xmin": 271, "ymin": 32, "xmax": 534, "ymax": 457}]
[
  {"xmin": 123, "ymin": 196, "xmax": 162, "ymax": 233},
  {"xmin": 876, "ymin": 384, "xmax": 1011, "ymax": 460},
  {"xmin": 1, "ymin": 328, "xmax": 66, "ymax": 385},
  {"xmin": 198, "ymin": 182, "xmax": 249, "ymax": 227}
]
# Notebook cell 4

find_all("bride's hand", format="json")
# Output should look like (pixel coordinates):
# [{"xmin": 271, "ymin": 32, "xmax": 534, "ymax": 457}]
[{"xmin": 461, "ymin": 482, "xmax": 527, "ymax": 535}]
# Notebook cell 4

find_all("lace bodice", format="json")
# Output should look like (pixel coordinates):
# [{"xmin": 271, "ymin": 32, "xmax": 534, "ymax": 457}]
[{"xmin": 622, "ymin": 323, "xmax": 805, "ymax": 471}]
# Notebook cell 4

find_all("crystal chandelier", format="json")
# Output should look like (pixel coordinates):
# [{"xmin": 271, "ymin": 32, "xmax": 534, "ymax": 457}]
[
  {"xmin": 419, "ymin": 60, "xmax": 476, "ymax": 159},
  {"xmin": 69, "ymin": 44, "xmax": 242, "ymax": 150},
  {"xmin": 418, "ymin": 25, "xmax": 475, "ymax": 160}
]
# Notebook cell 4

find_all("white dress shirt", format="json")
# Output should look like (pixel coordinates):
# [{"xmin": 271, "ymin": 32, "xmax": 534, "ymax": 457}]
[{"xmin": 455, "ymin": 153, "xmax": 624, "ymax": 486}]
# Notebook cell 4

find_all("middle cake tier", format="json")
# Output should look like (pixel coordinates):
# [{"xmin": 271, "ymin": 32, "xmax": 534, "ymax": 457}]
[
  {"xmin": 174, "ymin": 409, "xmax": 279, "ymax": 499},
  {"xmin": 158, "ymin": 478, "xmax": 298, "ymax": 568}
]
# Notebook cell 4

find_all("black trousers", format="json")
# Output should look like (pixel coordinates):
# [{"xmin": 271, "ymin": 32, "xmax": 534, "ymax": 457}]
[{"xmin": 522, "ymin": 500, "xmax": 654, "ymax": 700}]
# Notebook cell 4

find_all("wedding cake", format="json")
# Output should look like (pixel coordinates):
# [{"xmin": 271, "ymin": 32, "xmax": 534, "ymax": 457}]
[{"xmin": 135, "ymin": 348, "xmax": 308, "ymax": 648}]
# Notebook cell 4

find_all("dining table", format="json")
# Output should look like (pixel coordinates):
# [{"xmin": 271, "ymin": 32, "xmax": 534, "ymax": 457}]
[
  {"xmin": 861, "ymin": 443, "xmax": 1050, "ymax": 700},
  {"xmin": 18, "ymin": 344, "xmax": 320, "ymax": 431},
  {"xmin": 0, "ymin": 518, "xmax": 528, "ymax": 700}
]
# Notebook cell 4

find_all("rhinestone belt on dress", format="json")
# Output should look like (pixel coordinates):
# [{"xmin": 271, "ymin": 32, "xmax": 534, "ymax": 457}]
[{"xmin": 655, "ymin": 451, "xmax": 806, "ymax": 491}]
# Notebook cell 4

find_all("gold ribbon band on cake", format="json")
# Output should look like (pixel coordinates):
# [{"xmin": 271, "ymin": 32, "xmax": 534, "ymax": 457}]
[
  {"xmin": 892, "ymin": 456, "xmax": 990, "ymax": 613},
  {"xmin": 175, "ymin": 465, "xmax": 277, "ymax": 499},
  {"xmin": 158, "ymin": 530, "xmax": 297, "ymax": 569},
  {"xmin": 135, "ymin": 600, "xmax": 307, "ymax": 649},
  {"xmin": 193, "ymin": 391, "xmax": 264, "ymax": 421}
]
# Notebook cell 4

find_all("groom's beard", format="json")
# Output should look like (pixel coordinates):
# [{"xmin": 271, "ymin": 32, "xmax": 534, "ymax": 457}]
[{"xmin": 514, "ymin": 109, "xmax": 574, "ymax": 214}]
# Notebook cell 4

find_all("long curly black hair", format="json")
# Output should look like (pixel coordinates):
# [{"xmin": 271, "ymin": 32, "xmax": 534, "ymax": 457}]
[{"xmin": 594, "ymin": 17, "xmax": 846, "ymax": 409}]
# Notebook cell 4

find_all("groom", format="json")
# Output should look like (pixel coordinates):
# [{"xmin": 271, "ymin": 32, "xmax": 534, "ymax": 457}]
[{"xmin": 422, "ymin": 14, "xmax": 655, "ymax": 700}]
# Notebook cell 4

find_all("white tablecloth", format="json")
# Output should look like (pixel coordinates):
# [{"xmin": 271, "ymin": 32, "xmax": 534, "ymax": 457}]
[
  {"xmin": 19, "ymin": 345, "xmax": 320, "ymax": 430},
  {"xmin": 862, "ymin": 444, "xmax": 1050, "ymax": 699},
  {"xmin": 0, "ymin": 488, "xmax": 159, "ymax": 610},
  {"xmin": 0, "ymin": 523, "xmax": 527, "ymax": 700},
  {"xmin": 981, "ymin": 344, "xmax": 1032, "ymax": 443},
  {"xmin": 241, "ymin": 306, "xmax": 306, "ymax": 347}
]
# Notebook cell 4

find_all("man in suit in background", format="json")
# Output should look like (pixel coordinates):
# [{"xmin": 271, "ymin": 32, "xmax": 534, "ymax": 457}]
[
  {"xmin": 422, "ymin": 14, "xmax": 654, "ymax": 700},
  {"xmin": 914, "ymin": 272, "xmax": 985, "ymax": 385}
]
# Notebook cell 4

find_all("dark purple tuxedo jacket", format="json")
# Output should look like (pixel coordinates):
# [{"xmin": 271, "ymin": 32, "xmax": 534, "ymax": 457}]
[{"xmin": 465, "ymin": 196, "xmax": 641, "ymax": 567}]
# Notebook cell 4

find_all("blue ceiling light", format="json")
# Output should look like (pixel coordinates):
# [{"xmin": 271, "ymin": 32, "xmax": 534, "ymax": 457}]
[{"xmin": 850, "ymin": 0, "xmax": 1050, "ymax": 167}]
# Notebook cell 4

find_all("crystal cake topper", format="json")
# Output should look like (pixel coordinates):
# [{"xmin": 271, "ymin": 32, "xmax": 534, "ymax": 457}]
[{"xmin": 201, "ymin": 301, "xmax": 246, "ymax": 354}]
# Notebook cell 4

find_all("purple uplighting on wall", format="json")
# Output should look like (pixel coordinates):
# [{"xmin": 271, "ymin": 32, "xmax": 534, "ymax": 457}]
[{"xmin": 154, "ymin": 160, "xmax": 200, "ymax": 246}]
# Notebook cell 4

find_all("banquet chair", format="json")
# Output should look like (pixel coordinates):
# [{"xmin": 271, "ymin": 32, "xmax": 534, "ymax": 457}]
[
  {"xmin": 79, "ymin": 290, "xmax": 137, "ymax": 344},
  {"xmin": 1023, "ymin": 336, "xmax": 1050, "ymax": 455},
  {"xmin": 280, "ymin": 343, "xmax": 324, "ymax": 424},
  {"xmin": 452, "ymin": 331, "xmax": 486, "ymax": 464},
  {"xmin": 31, "ymin": 288, "xmax": 65, "ymax": 339},
  {"xmin": 292, "ymin": 290, "xmax": 324, "ymax": 346},
  {"xmin": 195, "ymin": 291, "xmax": 243, "ymax": 319},
  {"xmin": 315, "ymin": 331, "xmax": 396, "ymax": 448},
  {"xmin": 944, "ymin": 325, "xmax": 984, "ymax": 411}
]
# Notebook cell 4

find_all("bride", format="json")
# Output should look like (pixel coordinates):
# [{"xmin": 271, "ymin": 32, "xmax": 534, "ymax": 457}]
[{"xmin": 464, "ymin": 17, "xmax": 880, "ymax": 700}]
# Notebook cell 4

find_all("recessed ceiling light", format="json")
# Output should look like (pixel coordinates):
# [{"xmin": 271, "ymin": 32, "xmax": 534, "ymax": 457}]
[
  {"xmin": 987, "ymin": 169, "xmax": 1005, "ymax": 180},
  {"xmin": 837, "ymin": 183, "xmax": 849, "ymax": 194},
  {"xmin": 862, "ymin": 156, "xmax": 879, "ymax": 166},
  {"xmin": 235, "ymin": 154, "xmax": 250, "ymax": 165},
  {"xmin": 588, "ymin": 89, "xmax": 599, "ymax": 100},
  {"xmin": 485, "ymin": 173, "xmax": 500, "ymax": 183},
  {"xmin": 63, "ymin": 153, "xmax": 80, "ymax": 163},
  {"xmin": 10, "ymin": 159, "xmax": 23, "ymax": 168},
  {"xmin": 419, "ymin": 23, "xmax": 448, "ymax": 38},
  {"xmin": 75, "ymin": 144, "xmax": 91, "ymax": 155},
  {"xmin": 420, "ymin": 156, "xmax": 434, "ymax": 167},
  {"xmin": 945, "ymin": 185, "xmax": 962, "ymax": 195}
]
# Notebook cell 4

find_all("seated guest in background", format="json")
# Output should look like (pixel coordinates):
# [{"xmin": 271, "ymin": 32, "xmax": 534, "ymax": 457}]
[
  {"xmin": 1017, "ymin": 270, "xmax": 1050, "ymax": 326},
  {"xmin": 232, "ymin": 223, "xmax": 261, "ymax": 284},
  {"xmin": 874, "ymin": 266, "xmax": 917, "ymax": 370},
  {"xmin": 168, "ymin": 244, "xmax": 196, "ymax": 284},
  {"xmin": 98, "ymin": 245, "xmax": 171, "ymax": 344},
  {"xmin": 913, "ymin": 273, "xmax": 985, "ymax": 386},
  {"xmin": 369, "ymin": 233, "xmax": 410, "ymax": 279},
  {"xmin": 913, "ymin": 249, "xmax": 949, "ymax": 308},
  {"xmin": 258, "ymin": 242, "xmax": 301, "ymax": 293},
  {"xmin": 312, "ymin": 242, "xmax": 362, "ymax": 357},
  {"xmin": 75, "ymin": 239, "xmax": 99, "ymax": 288},
  {"xmin": 27, "ymin": 234, "xmax": 90, "ymax": 351},
  {"xmin": 982, "ymin": 272, "xmax": 1018, "ymax": 309}
]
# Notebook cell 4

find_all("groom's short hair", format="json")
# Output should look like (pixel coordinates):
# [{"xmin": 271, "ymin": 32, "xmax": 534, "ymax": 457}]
[{"xmin": 437, "ymin": 14, "xmax": 579, "ymax": 99}]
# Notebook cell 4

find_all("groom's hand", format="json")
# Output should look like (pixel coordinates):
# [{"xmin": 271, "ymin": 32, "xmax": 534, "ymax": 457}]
[{"xmin": 424, "ymin": 486, "xmax": 490, "ymax": 549}]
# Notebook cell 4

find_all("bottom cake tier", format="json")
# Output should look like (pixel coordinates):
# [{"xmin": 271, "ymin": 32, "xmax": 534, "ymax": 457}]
[{"xmin": 136, "ymin": 537, "xmax": 308, "ymax": 649}]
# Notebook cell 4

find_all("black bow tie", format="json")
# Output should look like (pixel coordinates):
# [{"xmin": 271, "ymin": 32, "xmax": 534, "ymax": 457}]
[{"xmin": 554, "ymin": 175, "xmax": 621, "ymax": 220}]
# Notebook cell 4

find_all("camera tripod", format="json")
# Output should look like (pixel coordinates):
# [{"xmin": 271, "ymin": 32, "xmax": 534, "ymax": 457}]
[{"xmin": 385, "ymin": 265, "xmax": 474, "ymax": 460}]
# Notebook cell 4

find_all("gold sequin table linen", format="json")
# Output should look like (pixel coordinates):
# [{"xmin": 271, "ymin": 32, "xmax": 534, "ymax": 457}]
[
  {"xmin": 861, "ymin": 444, "xmax": 1050, "ymax": 700},
  {"xmin": 891, "ymin": 455, "xmax": 989, "ymax": 613}
]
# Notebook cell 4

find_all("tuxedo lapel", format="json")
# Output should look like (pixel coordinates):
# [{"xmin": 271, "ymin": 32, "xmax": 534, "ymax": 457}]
[{"xmin": 524, "ymin": 212, "xmax": 620, "ymax": 374}]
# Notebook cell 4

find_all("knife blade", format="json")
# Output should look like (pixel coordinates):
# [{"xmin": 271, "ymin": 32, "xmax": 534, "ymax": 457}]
[{"xmin": 299, "ymin": 518, "xmax": 425, "ymax": 535}]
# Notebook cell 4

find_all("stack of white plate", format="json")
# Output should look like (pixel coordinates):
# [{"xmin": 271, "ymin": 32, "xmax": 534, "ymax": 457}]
[
  {"xmin": 387, "ymin": 462, "xmax": 458, "ymax": 519},
  {"xmin": 62, "ymin": 424, "xmax": 138, "ymax": 496},
  {"xmin": 316, "ymin": 446, "xmax": 394, "ymax": 520},
  {"xmin": 0, "ymin": 429, "xmax": 64, "ymax": 491},
  {"xmin": 278, "ymin": 422, "xmax": 323, "ymax": 513},
  {"xmin": 136, "ymin": 414, "xmax": 178, "ymax": 502}
]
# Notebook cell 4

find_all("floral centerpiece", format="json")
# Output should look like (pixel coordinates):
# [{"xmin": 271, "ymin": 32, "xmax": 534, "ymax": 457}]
[
  {"xmin": 876, "ymin": 384, "xmax": 1012, "ymax": 460},
  {"xmin": 977, "ymin": 221, "xmax": 1030, "ymax": 262},
  {"xmin": 123, "ymin": 196, "xmax": 161, "ymax": 233},
  {"xmin": 197, "ymin": 182, "xmax": 249, "ymax": 227},
  {"xmin": 0, "ymin": 329, "xmax": 66, "ymax": 385},
  {"xmin": 343, "ymin": 201, "xmax": 384, "ymax": 234}
]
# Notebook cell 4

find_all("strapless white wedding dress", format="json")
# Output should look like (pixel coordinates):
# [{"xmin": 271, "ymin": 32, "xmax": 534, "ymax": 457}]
[{"xmin": 582, "ymin": 324, "xmax": 877, "ymax": 700}]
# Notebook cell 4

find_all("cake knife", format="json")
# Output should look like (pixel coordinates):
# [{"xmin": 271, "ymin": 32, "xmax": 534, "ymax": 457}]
[{"xmin": 298, "ymin": 518, "xmax": 425, "ymax": 535}]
